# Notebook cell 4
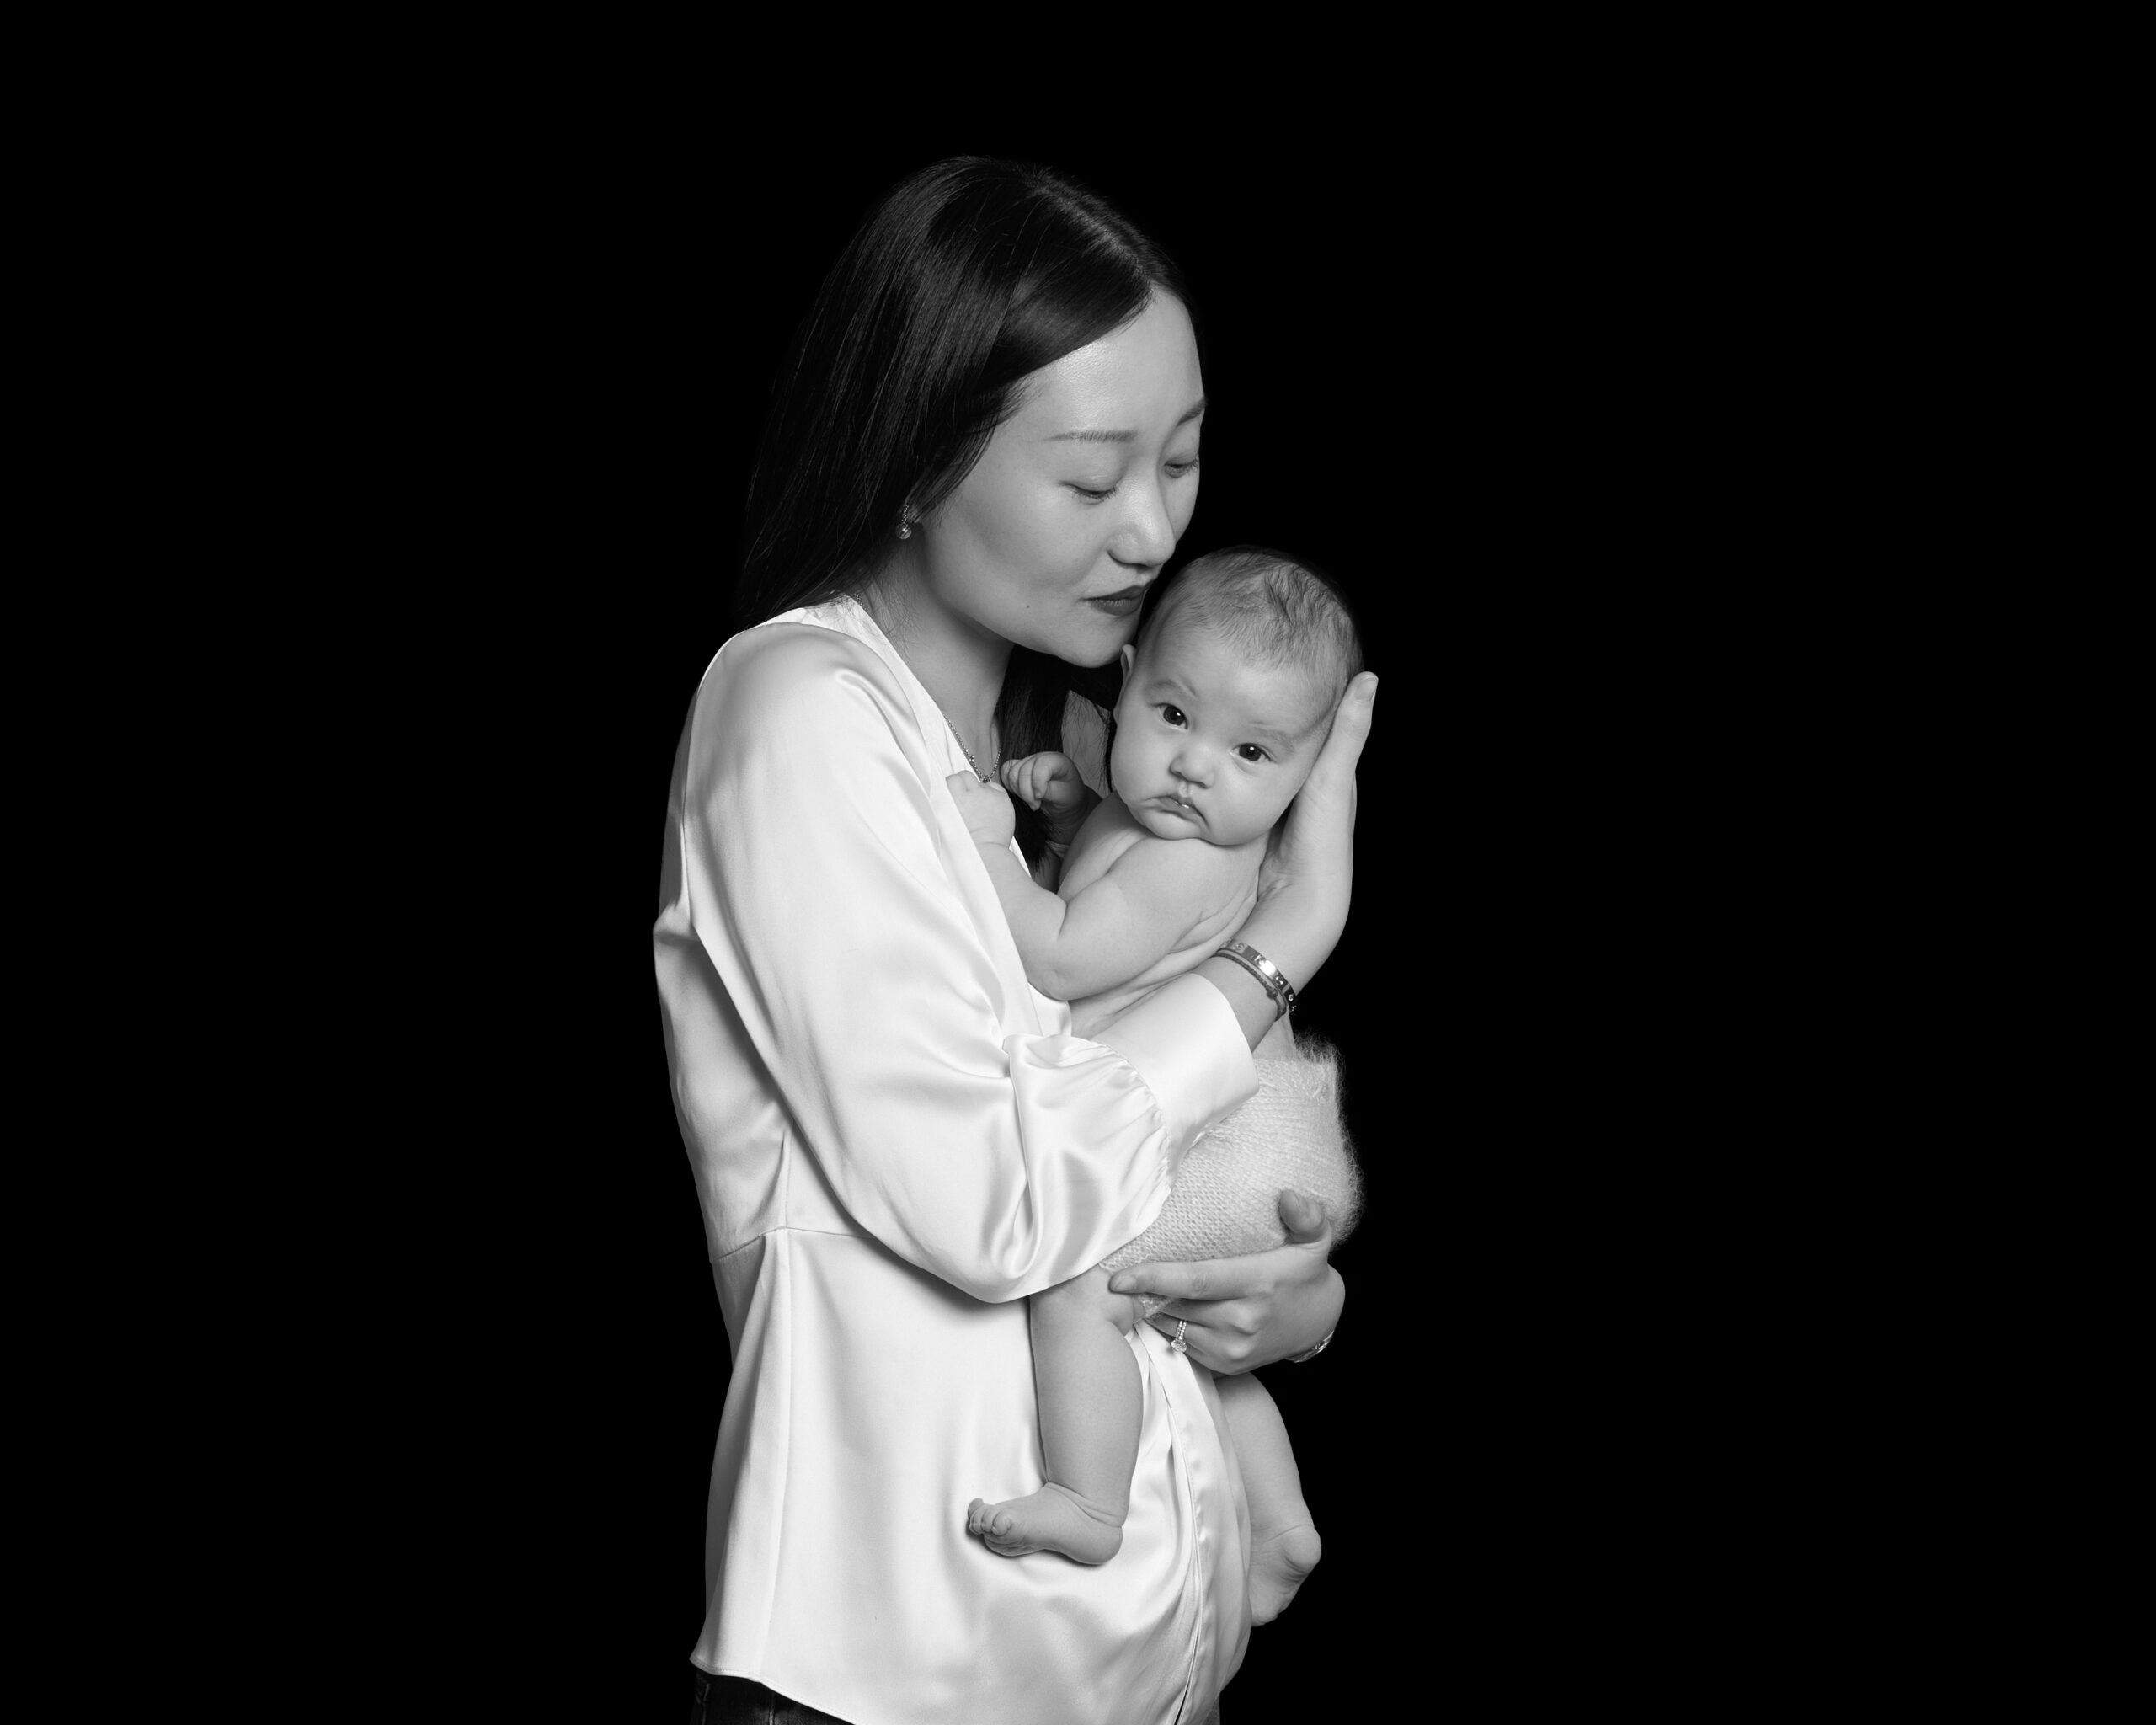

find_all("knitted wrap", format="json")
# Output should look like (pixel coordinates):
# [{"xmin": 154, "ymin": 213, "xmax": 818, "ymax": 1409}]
[{"xmin": 1102, "ymin": 1033, "xmax": 1362, "ymax": 1274}]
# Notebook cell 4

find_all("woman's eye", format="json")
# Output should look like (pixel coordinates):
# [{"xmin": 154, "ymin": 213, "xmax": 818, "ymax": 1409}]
[
  {"xmin": 1237, "ymin": 744, "xmax": 1268, "ymax": 763},
  {"xmin": 1070, "ymin": 483, "xmax": 1118, "ymax": 503},
  {"xmin": 1158, "ymin": 704, "xmax": 1187, "ymax": 728},
  {"xmin": 1166, "ymin": 455, "xmax": 1202, "ymax": 478}
]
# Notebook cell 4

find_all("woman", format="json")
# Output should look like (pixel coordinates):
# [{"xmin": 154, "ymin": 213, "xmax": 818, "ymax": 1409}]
[{"xmin": 655, "ymin": 158, "xmax": 1375, "ymax": 1725}]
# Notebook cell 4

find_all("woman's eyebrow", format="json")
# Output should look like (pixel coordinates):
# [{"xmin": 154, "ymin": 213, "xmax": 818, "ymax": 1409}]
[{"xmin": 1043, "ymin": 398, "xmax": 1207, "ymax": 443}]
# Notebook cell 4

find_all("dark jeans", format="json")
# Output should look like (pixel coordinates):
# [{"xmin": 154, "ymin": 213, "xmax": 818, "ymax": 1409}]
[
  {"xmin": 689, "ymin": 1668, "xmax": 1224, "ymax": 1723},
  {"xmin": 689, "ymin": 1672, "xmax": 847, "ymax": 1724}
]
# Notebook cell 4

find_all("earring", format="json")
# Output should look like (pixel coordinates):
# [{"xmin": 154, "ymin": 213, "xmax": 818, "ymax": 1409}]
[{"xmin": 897, "ymin": 505, "xmax": 917, "ymax": 541}]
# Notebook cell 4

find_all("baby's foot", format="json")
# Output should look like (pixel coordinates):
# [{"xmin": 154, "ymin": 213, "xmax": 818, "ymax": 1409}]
[
  {"xmin": 966, "ymin": 1487, "xmax": 1124, "ymax": 1564},
  {"xmin": 1247, "ymin": 1519, "xmax": 1321, "ymax": 1624}
]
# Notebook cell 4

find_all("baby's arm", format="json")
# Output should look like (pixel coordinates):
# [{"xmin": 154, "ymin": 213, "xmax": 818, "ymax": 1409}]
[{"xmin": 947, "ymin": 772, "xmax": 1248, "ymax": 1001}]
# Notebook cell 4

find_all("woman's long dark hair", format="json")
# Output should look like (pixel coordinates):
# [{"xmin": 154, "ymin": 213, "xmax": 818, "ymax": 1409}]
[{"xmin": 734, "ymin": 157, "xmax": 1193, "ymax": 864}]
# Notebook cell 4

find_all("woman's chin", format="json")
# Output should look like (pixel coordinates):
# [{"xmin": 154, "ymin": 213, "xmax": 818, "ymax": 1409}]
[{"xmin": 1027, "ymin": 612, "xmax": 1137, "ymax": 667}]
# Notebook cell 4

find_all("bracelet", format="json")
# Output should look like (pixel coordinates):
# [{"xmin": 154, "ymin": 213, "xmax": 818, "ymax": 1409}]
[
  {"xmin": 1288, "ymin": 1328, "xmax": 1335, "ymax": 1364},
  {"xmin": 1217, "ymin": 939, "xmax": 1299, "ymax": 1021}
]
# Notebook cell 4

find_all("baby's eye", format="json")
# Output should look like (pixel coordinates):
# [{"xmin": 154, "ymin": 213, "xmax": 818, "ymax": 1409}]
[
  {"xmin": 1236, "ymin": 744, "xmax": 1269, "ymax": 763},
  {"xmin": 1157, "ymin": 703, "xmax": 1187, "ymax": 728}
]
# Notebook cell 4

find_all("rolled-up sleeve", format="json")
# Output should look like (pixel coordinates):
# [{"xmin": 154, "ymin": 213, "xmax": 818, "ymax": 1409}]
[
  {"xmin": 675, "ymin": 622, "xmax": 1257, "ymax": 1303},
  {"xmin": 1091, "ymin": 975, "xmax": 1256, "ymax": 1156}
]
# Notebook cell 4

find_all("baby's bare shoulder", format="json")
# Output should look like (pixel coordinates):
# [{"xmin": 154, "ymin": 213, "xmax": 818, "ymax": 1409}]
[
  {"xmin": 1100, "ymin": 825, "xmax": 1262, "ymax": 906},
  {"xmin": 1059, "ymin": 797, "xmax": 1147, "ymax": 896}
]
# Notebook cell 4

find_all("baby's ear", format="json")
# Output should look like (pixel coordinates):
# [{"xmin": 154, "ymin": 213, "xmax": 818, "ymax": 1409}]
[{"xmin": 1118, "ymin": 643, "xmax": 1135, "ymax": 679}]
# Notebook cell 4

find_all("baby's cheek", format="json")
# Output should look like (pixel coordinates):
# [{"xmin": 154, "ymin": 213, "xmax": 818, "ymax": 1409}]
[
  {"xmin": 1105, "ymin": 731, "xmax": 1135, "ymax": 795},
  {"xmin": 1260, "ymin": 779, "xmax": 1308, "ymax": 831}
]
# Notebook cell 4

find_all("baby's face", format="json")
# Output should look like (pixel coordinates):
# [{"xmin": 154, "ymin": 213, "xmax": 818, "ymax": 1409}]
[{"xmin": 1110, "ymin": 617, "xmax": 1333, "ymax": 846}]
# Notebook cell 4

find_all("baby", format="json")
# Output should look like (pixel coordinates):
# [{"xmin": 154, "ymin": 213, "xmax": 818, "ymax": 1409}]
[{"xmin": 945, "ymin": 546, "xmax": 1363, "ymax": 1626}]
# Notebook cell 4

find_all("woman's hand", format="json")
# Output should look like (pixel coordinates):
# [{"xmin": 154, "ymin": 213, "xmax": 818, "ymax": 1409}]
[
  {"xmin": 1107, "ymin": 1191, "xmax": 1344, "ymax": 1374},
  {"xmin": 1254, "ymin": 671, "xmax": 1374, "ymax": 976},
  {"xmin": 1193, "ymin": 672, "xmax": 1374, "ymax": 1047}
]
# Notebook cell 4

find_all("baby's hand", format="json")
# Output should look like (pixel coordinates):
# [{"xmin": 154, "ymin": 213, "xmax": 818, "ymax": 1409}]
[
  {"xmin": 1001, "ymin": 751, "xmax": 1084, "ymax": 814},
  {"xmin": 947, "ymin": 771, "xmax": 1016, "ymax": 848},
  {"xmin": 1001, "ymin": 753, "xmax": 1097, "ymax": 845}
]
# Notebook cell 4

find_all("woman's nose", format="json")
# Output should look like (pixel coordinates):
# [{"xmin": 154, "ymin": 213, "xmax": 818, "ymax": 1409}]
[{"xmin": 1112, "ymin": 475, "xmax": 1177, "ymax": 569}]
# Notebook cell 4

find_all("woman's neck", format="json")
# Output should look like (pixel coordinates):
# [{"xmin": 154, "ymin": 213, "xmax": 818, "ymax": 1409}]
[{"xmin": 860, "ymin": 563, "xmax": 1009, "ymax": 767}]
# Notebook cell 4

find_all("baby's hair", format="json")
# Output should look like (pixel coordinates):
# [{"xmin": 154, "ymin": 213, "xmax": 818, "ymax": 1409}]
[{"xmin": 1139, "ymin": 545, "xmax": 1364, "ymax": 702}]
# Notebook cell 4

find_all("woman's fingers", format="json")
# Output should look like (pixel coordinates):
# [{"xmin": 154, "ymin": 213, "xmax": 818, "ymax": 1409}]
[
  {"xmin": 1286, "ymin": 671, "xmax": 1374, "ymax": 837},
  {"xmin": 1257, "ymin": 674, "xmax": 1375, "ymax": 943},
  {"xmin": 1116, "ymin": 1190, "xmax": 1342, "ymax": 1371},
  {"xmin": 1108, "ymin": 1193, "xmax": 1331, "ymax": 1304},
  {"xmin": 1109, "ymin": 1258, "xmax": 1247, "ymax": 1304},
  {"xmin": 1142, "ymin": 1302, "xmax": 1260, "ymax": 1372},
  {"xmin": 1310, "ymin": 671, "xmax": 1377, "ymax": 794},
  {"xmin": 1109, "ymin": 1255, "xmax": 1298, "ymax": 1309}
]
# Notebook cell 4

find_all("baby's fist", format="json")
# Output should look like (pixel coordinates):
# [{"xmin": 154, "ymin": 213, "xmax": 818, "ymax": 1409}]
[
  {"xmin": 1001, "ymin": 751, "xmax": 1097, "ymax": 846},
  {"xmin": 947, "ymin": 771, "xmax": 1016, "ymax": 847},
  {"xmin": 1000, "ymin": 751, "xmax": 1085, "ymax": 814}
]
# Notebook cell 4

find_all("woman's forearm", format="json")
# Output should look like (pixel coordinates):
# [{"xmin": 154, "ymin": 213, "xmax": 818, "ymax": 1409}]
[
  {"xmin": 1193, "ymin": 896, "xmax": 1341, "ymax": 1051},
  {"xmin": 1193, "ymin": 953, "xmax": 1288, "ymax": 1051},
  {"xmin": 1200, "ymin": 670, "xmax": 1373, "ymax": 1041}
]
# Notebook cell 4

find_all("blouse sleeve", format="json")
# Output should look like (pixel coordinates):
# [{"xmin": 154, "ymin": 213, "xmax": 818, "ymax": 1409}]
[{"xmin": 675, "ymin": 622, "xmax": 1257, "ymax": 1302}]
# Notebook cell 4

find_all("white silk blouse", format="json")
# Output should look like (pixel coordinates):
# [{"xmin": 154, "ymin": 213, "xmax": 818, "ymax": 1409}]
[{"xmin": 654, "ymin": 597, "xmax": 1261, "ymax": 1725}]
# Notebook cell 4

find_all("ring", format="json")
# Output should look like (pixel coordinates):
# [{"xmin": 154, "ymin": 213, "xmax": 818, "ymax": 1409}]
[{"xmin": 1170, "ymin": 1319, "xmax": 1188, "ymax": 1354}]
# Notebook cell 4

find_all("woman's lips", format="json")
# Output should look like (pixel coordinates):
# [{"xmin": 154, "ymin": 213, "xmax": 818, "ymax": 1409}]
[{"xmin": 1085, "ymin": 586, "xmax": 1148, "ymax": 617}]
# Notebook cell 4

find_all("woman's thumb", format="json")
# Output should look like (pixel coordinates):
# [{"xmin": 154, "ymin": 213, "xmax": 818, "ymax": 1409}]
[
  {"xmin": 1278, "ymin": 1188, "xmax": 1329, "ymax": 1242},
  {"xmin": 1329, "ymin": 673, "xmax": 1377, "ymax": 753}
]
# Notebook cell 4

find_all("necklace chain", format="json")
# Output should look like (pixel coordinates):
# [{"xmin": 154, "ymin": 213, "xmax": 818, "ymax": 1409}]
[{"xmin": 946, "ymin": 715, "xmax": 990, "ymax": 782}]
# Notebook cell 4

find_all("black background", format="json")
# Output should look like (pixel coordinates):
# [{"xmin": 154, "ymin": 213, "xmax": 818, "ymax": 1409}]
[{"xmin": 428, "ymin": 117, "xmax": 1738, "ymax": 1720}]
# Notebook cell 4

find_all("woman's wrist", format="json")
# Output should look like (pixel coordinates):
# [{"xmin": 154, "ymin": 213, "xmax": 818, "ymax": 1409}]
[
  {"xmin": 1246, "ymin": 1265, "xmax": 1343, "ymax": 1370},
  {"xmin": 1285, "ymin": 1264, "xmax": 1345, "ymax": 1364},
  {"xmin": 1223, "ymin": 901, "xmax": 1339, "ymax": 1017},
  {"xmin": 1193, "ymin": 953, "xmax": 1283, "ymax": 1050},
  {"xmin": 1216, "ymin": 940, "xmax": 1297, "ymax": 1019},
  {"xmin": 1193, "ymin": 906, "xmax": 1339, "ymax": 1050}
]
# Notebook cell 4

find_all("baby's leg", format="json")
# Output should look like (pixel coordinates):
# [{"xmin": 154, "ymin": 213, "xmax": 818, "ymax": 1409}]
[
  {"xmin": 1217, "ymin": 1374, "xmax": 1322, "ymax": 1623},
  {"xmin": 967, "ymin": 1267, "xmax": 1142, "ymax": 1564}
]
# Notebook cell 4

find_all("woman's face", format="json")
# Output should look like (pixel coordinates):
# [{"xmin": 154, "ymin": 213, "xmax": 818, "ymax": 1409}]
[{"xmin": 911, "ymin": 291, "xmax": 1205, "ymax": 667}]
